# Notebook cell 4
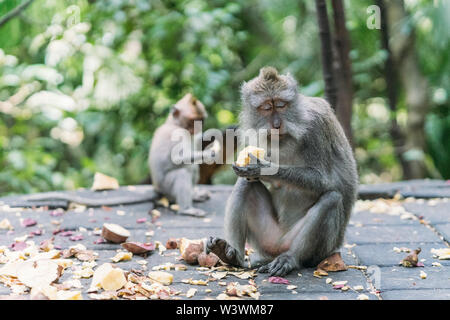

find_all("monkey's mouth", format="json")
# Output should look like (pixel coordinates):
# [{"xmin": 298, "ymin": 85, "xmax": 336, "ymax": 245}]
[{"xmin": 268, "ymin": 130, "xmax": 287, "ymax": 138}]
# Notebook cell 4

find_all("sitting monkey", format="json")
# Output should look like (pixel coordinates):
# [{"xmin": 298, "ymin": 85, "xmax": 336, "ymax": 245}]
[
  {"xmin": 149, "ymin": 93, "xmax": 216, "ymax": 217},
  {"xmin": 207, "ymin": 67, "xmax": 358, "ymax": 276}
]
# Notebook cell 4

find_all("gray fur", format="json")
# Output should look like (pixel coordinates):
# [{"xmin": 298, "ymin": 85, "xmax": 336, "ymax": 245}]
[
  {"xmin": 207, "ymin": 67, "xmax": 358, "ymax": 276},
  {"xmin": 149, "ymin": 96, "xmax": 213, "ymax": 217}
]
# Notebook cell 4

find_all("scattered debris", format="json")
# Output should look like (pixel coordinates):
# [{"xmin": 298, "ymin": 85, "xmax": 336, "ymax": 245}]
[
  {"xmin": 111, "ymin": 251, "xmax": 133, "ymax": 263},
  {"xmin": 0, "ymin": 219, "xmax": 13, "ymax": 230},
  {"xmin": 431, "ymin": 248, "xmax": 450, "ymax": 260},
  {"xmin": 165, "ymin": 238, "xmax": 178, "ymax": 250},
  {"xmin": 101, "ymin": 223, "xmax": 130, "ymax": 243},
  {"xmin": 268, "ymin": 276, "xmax": 289, "ymax": 285},
  {"xmin": 186, "ymin": 288, "xmax": 197, "ymax": 298},
  {"xmin": 197, "ymin": 252, "xmax": 219, "ymax": 268},
  {"xmin": 317, "ymin": 252, "xmax": 348, "ymax": 272},
  {"xmin": 121, "ymin": 242, "xmax": 155, "ymax": 255},
  {"xmin": 91, "ymin": 172, "xmax": 119, "ymax": 191},
  {"xmin": 179, "ymin": 238, "xmax": 205, "ymax": 265},
  {"xmin": 401, "ymin": 248, "xmax": 422, "ymax": 268},
  {"xmin": 148, "ymin": 271, "xmax": 174, "ymax": 285}
]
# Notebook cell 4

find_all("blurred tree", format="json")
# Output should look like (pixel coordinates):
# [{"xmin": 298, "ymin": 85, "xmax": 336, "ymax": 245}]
[{"xmin": 386, "ymin": 0, "xmax": 431, "ymax": 179}]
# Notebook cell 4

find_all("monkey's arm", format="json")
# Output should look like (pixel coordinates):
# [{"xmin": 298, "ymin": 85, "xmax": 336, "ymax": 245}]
[
  {"xmin": 171, "ymin": 149, "xmax": 215, "ymax": 164},
  {"xmin": 233, "ymin": 156, "xmax": 329, "ymax": 193}
]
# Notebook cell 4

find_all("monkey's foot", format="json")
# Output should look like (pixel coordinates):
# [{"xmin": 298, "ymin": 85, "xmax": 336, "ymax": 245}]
[
  {"xmin": 258, "ymin": 253, "xmax": 297, "ymax": 277},
  {"xmin": 193, "ymin": 189, "xmax": 211, "ymax": 202},
  {"xmin": 177, "ymin": 207, "xmax": 207, "ymax": 217},
  {"xmin": 206, "ymin": 237, "xmax": 241, "ymax": 267}
]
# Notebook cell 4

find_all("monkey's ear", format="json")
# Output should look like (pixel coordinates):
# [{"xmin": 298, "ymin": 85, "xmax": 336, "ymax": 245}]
[
  {"xmin": 172, "ymin": 107, "xmax": 180, "ymax": 118},
  {"xmin": 259, "ymin": 66, "xmax": 279, "ymax": 81}
]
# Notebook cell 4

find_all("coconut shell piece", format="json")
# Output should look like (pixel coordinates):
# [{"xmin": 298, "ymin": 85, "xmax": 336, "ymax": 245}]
[
  {"xmin": 317, "ymin": 252, "xmax": 348, "ymax": 272},
  {"xmin": 101, "ymin": 223, "xmax": 130, "ymax": 243},
  {"xmin": 121, "ymin": 242, "xmax": 155, "ymax": 255}
]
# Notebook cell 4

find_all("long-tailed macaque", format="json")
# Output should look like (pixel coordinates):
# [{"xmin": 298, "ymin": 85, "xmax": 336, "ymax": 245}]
[
  {"xmin": 149, "ymin": 93, "xmax": 216, "ymax": 217},
  {"xmin": 207, "ymin": 67, "xmax": 358, "ymax": 276}
]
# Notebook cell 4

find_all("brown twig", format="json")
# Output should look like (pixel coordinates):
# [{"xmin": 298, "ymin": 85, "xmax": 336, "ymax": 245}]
[{"xmin": 0, "ymin": 0, "xmax": 35, "ymax": 28}]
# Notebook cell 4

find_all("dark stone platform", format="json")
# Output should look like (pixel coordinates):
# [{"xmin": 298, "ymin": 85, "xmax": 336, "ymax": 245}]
[{"xmin": 0, "ymin": 179, "xmax": 449, "ymax": 300}]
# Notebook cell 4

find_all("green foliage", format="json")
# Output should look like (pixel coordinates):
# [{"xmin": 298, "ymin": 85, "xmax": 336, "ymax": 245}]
[{"xmin": 0, "ymin": 0, "xmax": 448, "ymax": 195}]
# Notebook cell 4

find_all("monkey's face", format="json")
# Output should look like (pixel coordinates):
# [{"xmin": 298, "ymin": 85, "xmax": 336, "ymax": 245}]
[
  {"xmin": 176, "ymin": 113, "xmax": 204, "ymax": 135},
  {"xmin": 240, "ymin": 67, "xmax": 299, "ymax": 138},
  {"xmin": 172, "ymin": 93, "xmax": 207, "ymax": 135}
]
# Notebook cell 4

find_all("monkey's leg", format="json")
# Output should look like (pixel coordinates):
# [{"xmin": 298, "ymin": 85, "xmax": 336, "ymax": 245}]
[
  {"xmin": 258, "ymin": 191, "xmax": 343, "ymax": 276},
  {"xmin": 207, "ymin": 178, "xmax": 285, "ymax": 267},
  {"xmin": 193, "ymin": 187, "xmax": 210, "ymax": 202},
  {"xmin": 162, "ymin": 168, "xmax": 207, "ymax": 217}
]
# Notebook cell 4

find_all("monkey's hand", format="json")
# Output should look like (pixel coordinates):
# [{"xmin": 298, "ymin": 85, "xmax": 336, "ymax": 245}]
[
  {"xmin": 202, "ymin": 149, "xmax": 216, "ymax": 162},
  {"xmin": 258, "ymin": 253, "xmax": 297, "ymax": 276},
  {"xmin": 206, "ymin": 237, "xmax": 243, "ymax": 267},
  {"xmin": 232, "ymin": 154, "xmax": 271, "ymax": 178}
]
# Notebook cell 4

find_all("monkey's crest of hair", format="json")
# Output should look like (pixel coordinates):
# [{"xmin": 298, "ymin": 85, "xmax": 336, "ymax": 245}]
[
  {"xmin": 240, "ymin": 67, "xmax": 299, "ymax": 110},
  {"xmin": 260, "ymin": 66, "xmax": 279, "ymax": 81},
  {"xmin": 172, "ymin": 93, "xmax": 207, "ymax": 119}
]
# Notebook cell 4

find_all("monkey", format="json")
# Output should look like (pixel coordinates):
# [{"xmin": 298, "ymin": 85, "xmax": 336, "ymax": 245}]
[
  {"xmin": 206, "ymin": 67, "xmax": 358, "ymax": 276},
  {"xmin": 149, "ymin": 93, "xmax": 217, "ymax": 217}
]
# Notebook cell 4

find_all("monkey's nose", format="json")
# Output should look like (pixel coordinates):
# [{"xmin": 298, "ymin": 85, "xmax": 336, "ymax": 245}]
[{"xmin": 272, "ymin": 119, "xmax": 281, "ymax": 129}]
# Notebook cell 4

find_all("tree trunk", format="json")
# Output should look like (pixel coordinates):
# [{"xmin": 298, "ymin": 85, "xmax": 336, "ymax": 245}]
[
  {"xmin": 376, "ymin": 0, "xmax": 412, "ymax": 178},
  {"xmin": 314, "ymin": 0, "xmax": 337, "ymax": 109},
  {"xmin": 331, "ymin": 0, "xmax": 354, "ymax": 145},
  {"xmin": 385, "ymin": 0, "xmax": 430, "ymax": 179}
]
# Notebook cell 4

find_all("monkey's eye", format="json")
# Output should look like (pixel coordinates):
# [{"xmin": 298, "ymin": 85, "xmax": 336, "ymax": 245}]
[
  {"xmin": 274, "ymin": 100, "xmax": 287, "ymax": 109},
  {"xmin": 259, "ymin": 102, "xmax": 272, "ymax": 111}
]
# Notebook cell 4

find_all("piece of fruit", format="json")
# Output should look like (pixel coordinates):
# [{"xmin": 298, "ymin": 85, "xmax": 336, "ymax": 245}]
[
  {"xmin": 148, "ymin": 271, "xmax": 173, "ymax": 285},
  {"xmin": 111, "ymin": 251, "xmax": 133, "ymax": 263},
  {"xmin": 235, "ymin": 146, "xmax": 265, "ymax": 167},
  {"xmin": 101, "ymin": 223, "xmax": 130, "ymax": 243},
  {"xmin": 121, "ymin": 242, "xmax": 155, "ymax": 254},
  {"xmin": 197, "ymin": 252, "xmax": 219, "ymax": 268},
  {"xmin": 165, "ymin": 238, "xmax": 178, "ymax": 250},
  {"xmin": 90, "ymin": 263, "xmax": 114, "ymax": 290},
  {"xmin": 317, "ymin": 252, "xmax": 348, "ymax": 272},
  {"xmin": 16, "ymin": 259, "xmax": 63, "ymax": 288},
  {"xmin": 100, "ymin": 268, "xmax": 127, "ymax": 291},
  {"xmin": 179, "ymin": 238, "xmax": 204, "ymax": 264},
  {"xmin": 91, "ymin": 172, "xmax": 119, "ymax": 191}
]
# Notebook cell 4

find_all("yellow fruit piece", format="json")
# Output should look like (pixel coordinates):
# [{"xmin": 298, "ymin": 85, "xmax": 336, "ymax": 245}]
[
  {"xmin": 148, "ymin": 271, "xmax": 174, "ymax": 285},
  {"xmin": 100, "ymin": 268, "xmax": 127, "ymax": 291},
  {"xmin": 235, "ymin": 146, "xmax": 265, "ymax": 167},
  {"xmin": 57, "ymin": 290, "xmax": 83, "ymax": 300},
  {"xmin": 91, "ymin": 172, "xmax": 119, "ymax": 191},
  {"xmin": 111, "ymin": 251, "xmax": 133, "ymax": 263}
]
